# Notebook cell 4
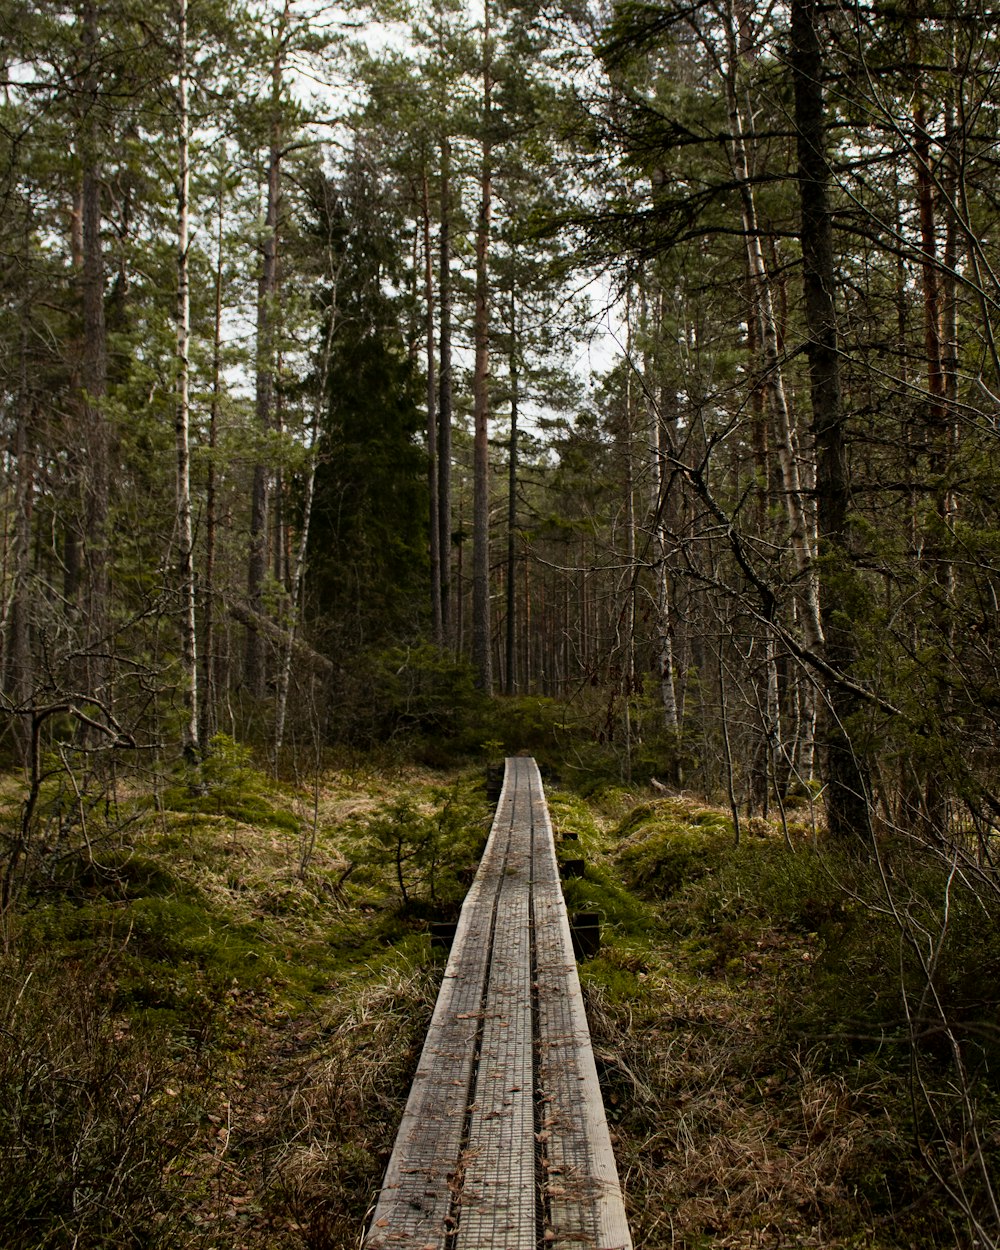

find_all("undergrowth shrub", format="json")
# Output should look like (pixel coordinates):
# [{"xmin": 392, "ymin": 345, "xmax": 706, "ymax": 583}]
[
  {"xmin": 0, "ymin": 753, "xmax": 489, "ymax": 1249},
  {"xmin": 331, "ymin": 644, "xmax": 483, "ymax": 748},
  {"xmin": 342, "ymin": 778, "xmax": 489, "ymax": 913},
  {"xmin": 0, "ymin": 949, "xmax": 202, "ymax": 1248},
  {"xmin": 164, "ymin": 734, "xmax": 300, "ymax": 832},
  {"xmin": 1, "ymin": 747, "xmax": 142, "ymax": 909},
  {"xmin": 806, "ymin": 843, "xmax": 1000, "ymax": 1066},
  {"xmin": 256, "ymin": 967, "xmax": 437, "ymax": 1249},
  {"xmin": 479, "ymin": 697, "xmax": 586, "ymax": 773},
  {"xmin": 611, "ymin": 790, "xmax": 1000, "ymax": 1240}
]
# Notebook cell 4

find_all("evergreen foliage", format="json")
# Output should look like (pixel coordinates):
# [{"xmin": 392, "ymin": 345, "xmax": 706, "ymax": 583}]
[{"xmin": 306, "ymin": 154, "xmax": 430, "ymax": 654}]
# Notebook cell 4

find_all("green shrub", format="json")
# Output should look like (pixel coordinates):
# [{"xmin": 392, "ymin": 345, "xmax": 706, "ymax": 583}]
[
  {"xmin": 163, "ymin": 733, "xmax": 301, "ymax": 832},
  {"xmin": 334, "ymin": 644, "xmax": 483, "ymax": 746},
  {"xmin": 614, "ymin": 799, "xmax": 735, "ymax": 898},
  {"xmin": 804, "ymin": 844, "xmax": 1000, "ymax": 1070},
  {"xmin": 343, "ymin": 778, "xmax": 489, "ymax": 912},
  {"xmin": 681, "ymin": 839, "xmax": 847, "ymax": 935}
]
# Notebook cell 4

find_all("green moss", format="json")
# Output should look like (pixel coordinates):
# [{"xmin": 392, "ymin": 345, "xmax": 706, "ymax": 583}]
[
  {"xmin": 561, "ymin": 863, "xmax": 660, "ymax": 945},
  {"xmin": 547, "ymin": 789, "xmax": 602, "ymax": 846},
  {"xmin": 578, "ymin": 948, "xmax": 650, "ymax": 1001},
  {"xmin": 161, "ymin": 734, "xmax": 303, "ymax": 834},
  {"xmin": 10, "ymin": 757, "xmax": 997, "ymax": 1248},
  {"xmin": 615, "ymin": 807, "xmax": 734, "ymax": 898}
]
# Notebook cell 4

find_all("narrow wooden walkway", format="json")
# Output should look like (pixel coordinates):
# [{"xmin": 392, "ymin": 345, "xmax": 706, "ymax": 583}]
[{"xmin": 364, "ymin": 756, "xmax": 633, "ymax": 1250}]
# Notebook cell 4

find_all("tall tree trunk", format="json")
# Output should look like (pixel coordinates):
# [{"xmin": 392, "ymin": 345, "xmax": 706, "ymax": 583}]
[
  {"xmin": 523, "ymin": 550, "xmax": 531, "ymax": 692},
  {"xmin": 423, "ymin": 169, "xmax": 442, "ymax": 646},
  {"xmin": 246, "ymin": 4, "xmax": 288, "ymax": 699},
  {"xmin": 65, "ymin": 188, "xmax": 84, "ymax": 610},
  {"xmin": 175, "ymin": 0, "xmax": 199, "ymax": 761},
  {"xmin": 274, "ymin": 201, "xmax": 341, "ymax": 755},
  {"xmin": 724, "ymin": 0, "xmax": 823, "ymax": 654},
  {"xmin": 619, "ymin": 311, "xmax": 637, "ymax": 783},
  {"xmin": 64, "ymin": 184, "xmax": 84, "ymax": 606},
  {"xmin": 456, "ymin": 483, "xmax": 464, "ymax": 654},
  {"xmin": 913, "ymin": 47, "xmax": 960, "ymax": 829},
  {"xmin": 914, "ymin": 93, "xmax": 946, "ymax": 427},
  {"xmin": 8, "ymin": 314, "xmax": 34, "ymax": 736},
  {"xmin": 940, "ymin": 83, "xmax": 960, "ymax": 580},
  {"xmin": 273, "ymin": 402, "xmax": 322, "ymax": 756},
  {"xmin": 438, "ymin": 137, "xmax": 453, "ymax": 645},
  {"xmin": 622, "ymin": 295, "xmax": 636, "ymax": 697},
  {"xmin": 642, "ymin": 284, "xmax": 680, "ymax": 737},
  {"xmin": 80, "ymin": 0, "xmax": 109, "ymax": 703},
  {"xmin": 471, "ymin": 0, "xmax": 493, "ymax": 693},
  {"xmin": 505, "ymin": 288, "xmax": 518, "ymax": 696},
  {"xmin": 792, "ymin": 0, "xmax": 871, "ymax": 839},
  {"xmin": 272, "ymin": 346, "xmax": 288, "ymax": 591},
  {"xmin": 941, "ymin": 79, "xmax": 960, "ymax": 423},
  {"xmin": 200, "ymin": 169, "xmax": 225, "ymax": 748}
]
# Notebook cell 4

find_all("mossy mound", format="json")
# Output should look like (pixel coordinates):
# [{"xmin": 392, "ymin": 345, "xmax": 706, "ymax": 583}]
[{"xmin": 613, "ymin": 796, "xmax": 735, "ymax": 897}]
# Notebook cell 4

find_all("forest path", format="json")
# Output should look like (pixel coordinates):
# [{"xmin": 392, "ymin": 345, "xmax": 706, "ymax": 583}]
[{"xmin": 363, "ymin": 755, "xmax": 633, "ymax": 1250}]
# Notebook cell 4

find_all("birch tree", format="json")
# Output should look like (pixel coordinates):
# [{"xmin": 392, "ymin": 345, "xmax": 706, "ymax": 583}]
[{"xmin": 175, "ymin": 0, "xmax": 199, "ymax": 760}]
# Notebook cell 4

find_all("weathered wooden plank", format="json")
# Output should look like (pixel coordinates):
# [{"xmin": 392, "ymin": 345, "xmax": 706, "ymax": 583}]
[
  {"xmin": 456, "ymin": 771, "xmax": 536, "ymax": 1248},
  {"xmin": 363, "ymin": 767, "xmax": 520, "ymax": 1249},
  {"xmin": 530, "ymin": 765, "xmax": 633, "ymax": 1250}
]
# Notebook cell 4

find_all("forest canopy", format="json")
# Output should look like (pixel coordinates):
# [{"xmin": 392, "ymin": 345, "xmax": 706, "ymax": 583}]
[{"xmin": 1, "ymin": 0, "xmax": 999, "ymax": 839}]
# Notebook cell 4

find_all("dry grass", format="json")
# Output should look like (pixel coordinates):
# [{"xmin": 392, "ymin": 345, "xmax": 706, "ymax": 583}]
[
  {"xmin": 574, "ymin": 793, "xmax": 960, "ymax": 1250},
  {"xmin": 587, "ymin": 974, "xmax": 880, "ymax": 1248},
  {"xmin": 166, "ymin": 966, "xmax": 436, "ymax": 1249},
  {"xmin": 250, "ymin": 968, "xmax": 437, "ymax": 1247}
]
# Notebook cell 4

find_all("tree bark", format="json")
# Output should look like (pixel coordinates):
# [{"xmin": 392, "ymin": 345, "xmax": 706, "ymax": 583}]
[
  {"xmin": 80, "ymin": 0, "xmax": 109, "ymax": 703},
  {"xmin": 471, "ymin": 0, "xmax": 493, "ymax": 694},
  {"xmin": 65, "ymin": 184, "xmax": 84, "ymax": 606},
  {"xmin": 229, "ymin": 602, "xmax": 332, "ymax": 674},
  {"xmin": 200, "ymin": 168, "xmax": 225, "ymax": 748},
  {"xmin": 914, "ymin": 95, "xmax": 946, "ymax": 426},
  {"xmin": 423, "ymin": 168, "xmax": 442, "ymax": 646},
  {"xmin": 246, "ymin": 2, "xmax": 288, "ymax": 699},
  {"xmin": 8, "ymin": 315, "xmax": 34, "ymax": 733},
  {"xmin": 912, "ymin": 48, "xmax": 959, "ymax": 829},
  {"xmin": 724, "ymin": 0, "xmax": 823, "ymax": 654},
  {"xmin": 273, "ymin": 209, "xmax": 340, "ymax": 755},
  {"xmin": 642, "ymin": 285, "xmax": 679, "ymax": 735},
  {"xmin": 792, "ymin": 0, "xmax": 871, "ymax": 839},
  {"xmin": 506, "ymin": 287, "xmax": 518, "ymax": 696},
  {"xmin": 438, "ymin": 136, "xmax": 453, "ymax": 645},
  {"xmin": 175, "ymin": 0, "xmax": 199, "ymax": 760}
]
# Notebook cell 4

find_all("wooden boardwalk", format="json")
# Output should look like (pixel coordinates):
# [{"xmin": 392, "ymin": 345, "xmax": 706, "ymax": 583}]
[{"xmin": 364, "ymin": 756, "xmax": 633, "ymax": 1250}]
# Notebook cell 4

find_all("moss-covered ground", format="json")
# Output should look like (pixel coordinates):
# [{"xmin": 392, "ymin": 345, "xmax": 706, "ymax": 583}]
[{"xmin": 0, "ymin": 743, "xmax": 489, "ymax": 1249}]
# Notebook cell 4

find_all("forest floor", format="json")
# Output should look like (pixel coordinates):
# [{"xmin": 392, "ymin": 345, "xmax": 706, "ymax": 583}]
[{"xmin": 0, "ymin": 744, "xmax": 981, "ymax": 1248}]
